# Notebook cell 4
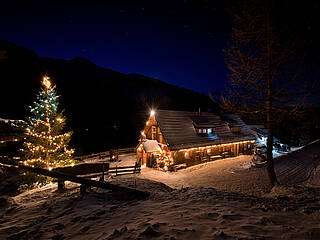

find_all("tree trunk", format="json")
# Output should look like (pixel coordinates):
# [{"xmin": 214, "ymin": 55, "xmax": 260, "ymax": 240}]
[
  {"xmin": 266, "ymin": 126, "xmax": 279, "ymax": 187},
  {"xmin": 266, "ymin": 2, "xmax": 279, "ymax": 187}
]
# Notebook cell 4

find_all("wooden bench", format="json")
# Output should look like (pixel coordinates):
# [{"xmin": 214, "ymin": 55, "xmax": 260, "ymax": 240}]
[
  {"xmin": 222, "ymin": 152, "xmax": 230, "ymax": 158},
  {"xmin": 210, "ymin": 155, "xmax": 222, "ymax": 161},
  {"xmin": 174, "ymin": 163, "xmax": 187, "ymax": 171}
]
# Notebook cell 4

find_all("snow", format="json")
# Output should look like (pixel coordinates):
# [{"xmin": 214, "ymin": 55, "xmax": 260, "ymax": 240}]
[
  {"xmin": 1, "ymin": 176, "xmax": 320, "ymax": 239},
  {"xmin": 141, "ymin": 139, "xmax": 162, "ymax": 153},
  {"xmin": 0, "ymin": 118, "xmax": 23, "ymax": 124},
  {"xmin": 80, "ymin": 153, "xmax": 137, "ymax": 168},
  {"xmin": 251, "ymin": 125, "xmax": 304, "ymax": 158},
  {"xmin": 1, "ymin": 140, "xmax": 319, "ymax": 239},
  {"xmin": 140, "ymin": 155, "xmax": 272, "ymax": 196},
  {"xmin": 0, "ymin": 118, "xmax": 10, "ymax": 123},
  {"xmin": 255, "ymin": 135, "xmax": 298, "ymax": 158}
]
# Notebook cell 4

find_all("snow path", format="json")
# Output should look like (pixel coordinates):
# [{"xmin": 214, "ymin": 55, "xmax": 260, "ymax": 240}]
[{"xmin": 139, "ymin": 156, "xmax": 262, "ymax": 191}]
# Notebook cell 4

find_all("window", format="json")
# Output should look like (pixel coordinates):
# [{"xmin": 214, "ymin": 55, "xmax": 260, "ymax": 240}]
[
  {"xmin": 198, "ymin": 129, "xmax": 202, "ymax": 133},
  {"xmin": 207, "ymin": 128, "xmax": 212, "ymax": 134},
  {"xmin": 231, "ymin": 127, "xmax": 241, "ymax": 133},
  {"xmin": 152, "ymin": 126, "xmax": 156, "ymax": 140},
  {"xmin": 203, "ymin": 129, "xmax": 207, "ymax": 133}
]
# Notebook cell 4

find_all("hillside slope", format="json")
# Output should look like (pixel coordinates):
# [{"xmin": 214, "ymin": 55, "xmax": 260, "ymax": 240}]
[
  {"xmin": 1, "ymin": 177, "xmax": 319, "ymax": 240},
  {"xmin": 0, "ymin": 40, "xmax": 220, "ymax": 154}
]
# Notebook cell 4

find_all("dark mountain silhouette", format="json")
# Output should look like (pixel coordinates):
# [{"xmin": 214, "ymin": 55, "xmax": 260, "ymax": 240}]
[{"xmin": 0, "ymin": 40, "xmax": 220, "ymax": 154}]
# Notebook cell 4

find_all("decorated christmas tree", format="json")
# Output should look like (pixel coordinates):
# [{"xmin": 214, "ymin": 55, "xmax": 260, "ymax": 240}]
[{"xmin": 22, "ymin": 76, "xmax": 75, "ymax": 169}]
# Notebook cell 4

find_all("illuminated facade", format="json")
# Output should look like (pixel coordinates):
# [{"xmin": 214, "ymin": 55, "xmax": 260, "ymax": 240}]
[{"xmin": 137, "ymin": 110, "xmax": 256, "ymax": 169}]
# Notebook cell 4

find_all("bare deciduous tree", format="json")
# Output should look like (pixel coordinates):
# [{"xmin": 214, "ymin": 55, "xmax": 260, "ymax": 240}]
[{"xmin": 223, "ymin": 0, "xmax": 316, "ymax": 187}]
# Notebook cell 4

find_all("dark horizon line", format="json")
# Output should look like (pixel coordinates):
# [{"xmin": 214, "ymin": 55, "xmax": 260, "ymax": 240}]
[{"xmin": 1, "ymin": 38, "xmax": 226, "ymax": 97}]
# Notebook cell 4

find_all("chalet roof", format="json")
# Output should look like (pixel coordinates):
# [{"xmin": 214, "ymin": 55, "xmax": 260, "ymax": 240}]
[
  {"xmin": 248, "ymin": 125, "xmax": 267, "ymax": 136},
  {"xmin": 155, "ymin": 110, "xmax": 256, "ymax": 151},
  {"xmin": 189, "ymin": 115, "xmax": 217, "ymax": 128}
]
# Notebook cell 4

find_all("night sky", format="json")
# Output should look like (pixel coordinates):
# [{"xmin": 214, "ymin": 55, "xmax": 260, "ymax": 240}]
[
  {"xmin": 0, "ymin": 0, "xmax": 231, "ymax": 94},
  {"xmin": 0, "ymin": 1, "xmax": 319, "ymax": 94}
]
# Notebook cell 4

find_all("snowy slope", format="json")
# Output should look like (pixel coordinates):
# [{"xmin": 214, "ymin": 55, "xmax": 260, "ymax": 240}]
[
  {"xmin": 1, "ymin": 140, "xmax": 319, "ymax": 239},
  {"xmin": 1, "ymin": 178, "xmax": 320, "ymax": 240}
]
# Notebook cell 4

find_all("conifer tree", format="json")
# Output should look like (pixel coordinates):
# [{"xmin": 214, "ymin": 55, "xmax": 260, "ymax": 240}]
[{"xmin": 22, "ymin": 76, "xmax": 75, "ymax": 169}]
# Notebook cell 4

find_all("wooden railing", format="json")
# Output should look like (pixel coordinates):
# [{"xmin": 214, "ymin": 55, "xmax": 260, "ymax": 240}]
[
  {"xmin": 74, "ymin": 147, "xmax": 136, "ymax": 161},
  {"xmin": 109, "ymin": 163, "xmax": 141, "ymax": 176},
  {"xmin": 0, "ymin": 157, "xmax": 148, "ymax": 198}
]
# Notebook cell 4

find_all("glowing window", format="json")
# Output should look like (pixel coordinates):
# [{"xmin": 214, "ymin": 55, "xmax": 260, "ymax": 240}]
[
  {"xmin": 198, "ymin": 129, "xmax": 202, "ymax": 133},
  {"xmin": 184, "ymin": 152, "xmax": 189, "ymax": 158},
  {"xmin": 203, "ymin": 129, "xmax": 207, "ymax": 133},
  {"xmin": 207, "ymin": 128, "xmax": 212, "ymax": 134},
  {"xmin": 152, "ymin": 126, "xmax": 156, "ymax": 133}
]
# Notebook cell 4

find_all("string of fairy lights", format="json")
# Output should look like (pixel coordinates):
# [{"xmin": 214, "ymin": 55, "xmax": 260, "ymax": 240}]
[{"xmin": 22, "ymin": 76, "xmax": 75, "ymax": 169}]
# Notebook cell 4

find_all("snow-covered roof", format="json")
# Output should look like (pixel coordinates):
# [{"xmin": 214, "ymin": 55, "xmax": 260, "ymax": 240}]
[
  {"xmin": 248, "ymin": 125, "xmax": 267, "ymax": 136},
  {"xmin": 142, "ymin": 140, "xmax": 162, "ymax": 153},
  {"xmin": 0, "ymin": 118, "xmax": 24, "ymax": 124},
  {"xmin": 155, "ymin": 110, "xmax": 256, "ymax": 151},
  {"xmin": 0, "ymin": 118, "xmax": 13, "ymax": 123}
]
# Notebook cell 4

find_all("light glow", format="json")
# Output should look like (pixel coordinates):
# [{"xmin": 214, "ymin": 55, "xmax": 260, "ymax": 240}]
[
  {"xmin": 22, "ymin": 75, "xmax": 75, "ymax": 170},
  {"xmin": 56, "ymin": 117, "xmax": 63, "ymax": 122},
  {"xmin": 178, "ymin": 140, "xmax": 256, "ymax": 152},
  {"xmin": 43, "ymin": 76, "xmax": 51, "ymax": 89},
  {"xmin": 150, "ymin": 110, "xmax": 155, "ymax": 116}
]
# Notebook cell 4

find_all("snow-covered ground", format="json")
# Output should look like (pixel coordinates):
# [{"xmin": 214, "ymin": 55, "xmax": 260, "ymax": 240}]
[
  {"xmin": 1, "ymin": 140, "xmax": 319, "ymax": 239},
  {"xmin": 140, "ymin": 139, "xmax": 320, "ymax": 196},
  {"xmin": 1, "ymin": 176, "xmax": 320, "ymax": 240},
  {"xmin": 140, "ymin": 156, "xmax": 252, "ymax": 186},
  {"xmin": 80, "ymin": 153, "xmax": 136, "ymax": 168}
]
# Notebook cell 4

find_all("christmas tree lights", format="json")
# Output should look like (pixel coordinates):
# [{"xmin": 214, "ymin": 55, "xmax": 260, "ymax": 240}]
[{"xmin": 22, "ymin": 76, "xmax": 75, "ymax": 169}]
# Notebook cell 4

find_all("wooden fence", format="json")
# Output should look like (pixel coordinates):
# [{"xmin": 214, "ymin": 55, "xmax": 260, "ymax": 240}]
[
  {"xmin": 109, "ymin": 163, "xmax": 141, "ymax": 176},
  {"xmin": 0, "ymin": 157, "xmax": 148, "ymax": 198},
  {"xmin": 56, "ymin": 163, "xmax": 141, "ymax": 178},
  {"xmin": 74, "ymin": 147, "xmax": 136, "ymax": 161}
]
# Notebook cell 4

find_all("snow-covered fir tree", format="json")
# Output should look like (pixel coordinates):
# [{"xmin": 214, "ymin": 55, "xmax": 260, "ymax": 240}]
[{"xmin": 22, "ymin": 76, "xmax": 75, "ymax": 169}]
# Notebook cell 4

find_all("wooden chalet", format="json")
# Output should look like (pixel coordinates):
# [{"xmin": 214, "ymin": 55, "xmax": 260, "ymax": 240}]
[{"xmin": 136, "ymin": 110, "xmax": 256, "ymax": 169}]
